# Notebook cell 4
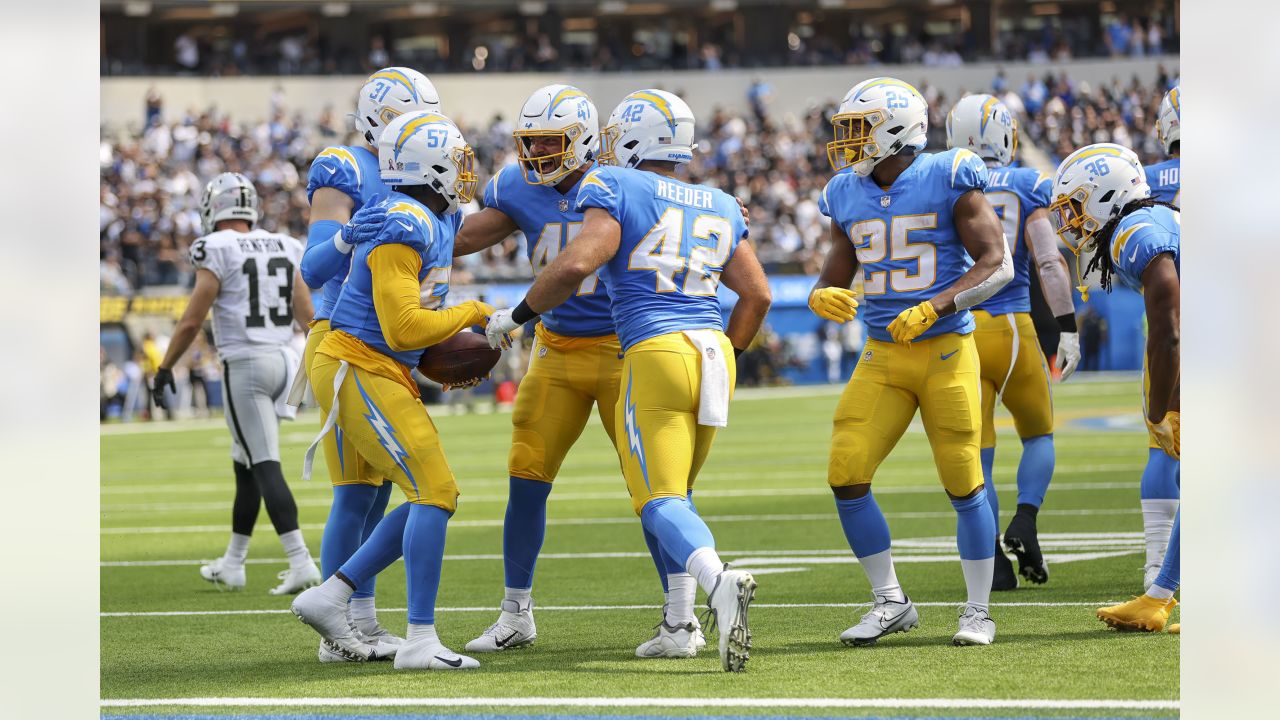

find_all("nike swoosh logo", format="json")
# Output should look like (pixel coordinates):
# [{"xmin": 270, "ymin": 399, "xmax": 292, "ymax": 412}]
[
  {"xmin": 395, "ymin": 220, "xmax": 413, "ymax": 232},
  {"xmin": 326, "ymin": 166, "xmax": 337, "ymax": 175},
  {"xmin": 435, "ymin": 655, "xmax": 464, "ymax": 667},
  {"xmin": 940, "ymin": 350, "xmax": 959, "ymax": 360},
  {"xmin": 1128, "ymin": 245, "xmax": 1140, "ymax": 263},
  {"xmin": 495, "ymin": 631, "xmax": 520, "ymax": 647}
]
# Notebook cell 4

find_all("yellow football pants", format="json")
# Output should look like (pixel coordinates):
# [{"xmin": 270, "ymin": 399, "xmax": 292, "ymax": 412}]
[
  {"xmin": 304, "ymin": 320, "xmax": 389, "ymax": 487},
  {"xmin": 615, "ymin": 331, "xmax": 736, "ymax": 515},
  {"xmin": 310, "ymin": 348, "xmax": 459, "ymax": 512},
  {"xmin": 973, "ymin": 310, "xmax": 1055, "ymax": 449},
  {"xmin": 509, "ymin": 324, "xmax": 623, "ymax": 483},
  {"xmin": 829, "ymin": 334, "xmax": 983, "ymax": 497}
]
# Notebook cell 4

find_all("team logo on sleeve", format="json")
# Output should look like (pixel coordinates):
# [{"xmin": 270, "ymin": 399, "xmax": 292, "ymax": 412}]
[{"xmin": 559, "ymin": 199, "xmax": 570, "ymax": 212}]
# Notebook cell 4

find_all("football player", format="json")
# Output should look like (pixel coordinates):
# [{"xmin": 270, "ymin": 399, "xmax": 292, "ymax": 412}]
[
  {"xmin": 485, "ymin": 89, "xmax": 773, "ymax": 672},
  {"xmin": 1136, "ymin": 85, "xmax": 1180, "ymax": 586},
  {"xmin": 297, "ymin": 67, "xmax": 442, "ymax": 655},
  {"xmin": 946, "ymin": 94, "xmax": 1081, "ymax": 590},
  {"xmin": 808, "ymin": 78, "xmax": 1013, "ymax": 646},
  {"xmin": 453, "ymin": 84, "xmax": 705, "ymax": 658},
  {"xmin": 151, "ymin": 172, "xmax": 321, "ymax": 595},
  {"xmin": 1046, "ymin": 144, "xmax": 1180, "ymax": 633},
  {"xmin": 290, "ymin": 111, "xmax": 495, "ymax": 668}
]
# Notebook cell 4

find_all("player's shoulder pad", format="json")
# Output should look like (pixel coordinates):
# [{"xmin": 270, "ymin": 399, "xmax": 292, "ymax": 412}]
[
  {"xmin": 818, "ymin": 170, "xmax": 856, "ymax": 218},
  {"xmin": 1110, "ymin": 207, "xmax": 1179, "ymax": 267},
  {"xmin": 307, "ymin": 145, "xmax": 363, "ymax": 199},
  {"xmin": 574, "ymin": 165, "xmax": 623, "ymax": 213},
  {"xmin": 483, "ymin": 162, "xmax": 523, "ymax": 211},
  {"xmin": 372, "ymin": 199, "xmax": 434, "ymax": 253},
  {"xmin": 188, "ymin": 230, "xmax": 238, "ymax": 273},
  {"xmin": 943, "ymin": 147, "xmax": 989, "ymax": 192},
  {"xmin": 1014, "ymin": 166, "xmax": 1053, "ymax": 208}
]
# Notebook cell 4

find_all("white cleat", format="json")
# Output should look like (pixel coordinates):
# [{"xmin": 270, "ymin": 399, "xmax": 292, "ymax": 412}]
[
  {"xmin": 356, "ymin": 620, "xmax": 405, "ymax": 648},
  {"xmin": 840, "ymin": 594, "xmax": 919, "ymax": 646},
  {"xmin": 393, "ymin": 638, "xmax": 479, "ymax": 670},
  {"xmin": 199, "ymin": 557, "xmax": 245, "ymax": 591},
  {"xmin": 658, "ymin": 603, "xmax": 706, "ymax": 651},
  {"xmin": 269, "ymin": 562, "xmax": 322, "ymax": 596},
  {"xmin": 952, "ymin": 604, "xmax": 997, "ymax": 646},
  {"xmin": 291, "ymin": 586, "xmax": 384, "ymax": 662},
  {"xmin": 636, "ymin": 620, "xmax": 701, "ymax": 658},
  {"xmin": 704, "ymin": 567, "xmax": 757, "ymax": 672},
  {"xmin": 464, "ymin": 599, "xmax": 537, "ymax": 653}
]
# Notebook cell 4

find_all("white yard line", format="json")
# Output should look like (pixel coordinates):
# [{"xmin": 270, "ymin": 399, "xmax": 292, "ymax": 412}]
[
  {"xmin": 101, "ymin": 600, "xmax": 1129, "ymax": 618},
  {"xmin": 99, "ymin": 695, "xmax": 1175, "ymax": 711}
]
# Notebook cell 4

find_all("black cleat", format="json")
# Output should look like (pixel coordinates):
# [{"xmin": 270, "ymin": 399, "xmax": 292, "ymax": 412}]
[
  {"xmin": 1003, "ymin": 506, "xmax": 1048, "ymax": 584},
  {"xmin": 992, "ymin": 539, "xmax": 1019, "ymax": 591}
]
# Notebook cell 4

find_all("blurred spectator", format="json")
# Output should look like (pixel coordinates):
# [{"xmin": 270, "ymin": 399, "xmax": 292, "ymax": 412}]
[{"xmin": 175, "ymin": 33, "xmax": 200, "ymax": 73}]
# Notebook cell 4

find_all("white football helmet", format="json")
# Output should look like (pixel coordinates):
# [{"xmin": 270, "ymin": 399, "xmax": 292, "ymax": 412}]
[
  {"xmin": 946, "ymin": 93, "xmax": 1018, "ymax": 166},
  {"xmin": 378, "ymin": 111, "xmax": 477, "ymax": 215},
  {"xmin": 514, "ymin": 84, "xmax": 599, "ymax": 185},
  {"xmin": 1156, "ymin": 85, "xmax": 1180, "ymax": 155},
  {"xmin": 1048, "ymin": 143, "xmax": 1150, "ymax": 257},
  {"xmin": 354, "ymin": 67, "xmax": 443, "ymax": 146},
  {"xmin": 599, "ymin": 89, "xmax": 695, "ymax": 169},
  {"xmin": 827, "ymin": 77, "xmax": 928, "ymax": 176},
  {"xmin": 200, "ymin": 172, "xmax": 259, "ymax": 234}
]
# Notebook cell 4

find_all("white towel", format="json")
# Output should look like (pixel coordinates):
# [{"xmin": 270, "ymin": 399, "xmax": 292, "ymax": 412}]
[
  {"xmin": 683, "ymin": 329, "xmax": 730, "ymax": 427},
  {"xmin": 285, "ymin": 329, "xmax": 316, "ymax": 411},
  {"xmin": 276, "ymin": 345, "xmax": 303, "ymax": 420},
  {"xmin": 301, "ymin": 360, "xmax": 349, "ymax": 481}
]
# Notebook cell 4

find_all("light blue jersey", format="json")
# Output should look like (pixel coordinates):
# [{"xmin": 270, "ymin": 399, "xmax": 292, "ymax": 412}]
[
  {"xmin": 1144, "ymin": 158, "xmax": 1180, "ymax": 206},
  {"xmin": 819, "ymin": 148, "xmax": 989, "ymax": 342},
  {"xmin": 329, "ymin": 196, "xmax": 456, "ymax": 368},
  {"xmin": 1108, "ymin": 204, "xmax": 1180, "ymax": 291},
  {"xmin": 574, "ymin": 165, "xmax": 747, "ymax": 351},
  {"xmin": 305, "ymin": 145, "xmax": 387, "ymax": 319},
  {"xmin": 977, "ymin": 166, "xmax": 1052, "ymax": 315},
  {"xmin": 483, "ymin": 163, "xmax": 614, "ymax": 337}
]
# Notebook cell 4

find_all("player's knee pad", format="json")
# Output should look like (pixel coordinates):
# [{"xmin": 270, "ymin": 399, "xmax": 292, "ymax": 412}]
[
  {"xmin": 828, "ymin": 424, "xmax": 879, "ymax": 488},
  {"xmin": 937, "ymin": 443, "xmax": 983, "ymax": 497},
  {"xmin": 508, "ymin": 428, "xmax": 554, "ymax": 482}
]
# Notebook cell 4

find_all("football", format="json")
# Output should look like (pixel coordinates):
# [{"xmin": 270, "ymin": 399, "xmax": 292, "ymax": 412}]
[{"xmin": 417, "ymin": 331, "xmax": 501, "ymax": 386}]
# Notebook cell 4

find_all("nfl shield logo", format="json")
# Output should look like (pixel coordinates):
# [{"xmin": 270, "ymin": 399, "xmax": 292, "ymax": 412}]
[
  {"xmin": 538, "ymin": 345, "xmax": 548, "ymax": 358},
  {"xmin": 706, "ymin": 347, "xmax": 716, "ymax": 360},
  {"xmin": 559, "ymin": 199, "xmax": 569, "ymax": 212},
  {"xmin": 880, "ymin": 196, "xmax": 891, "ymax": 208}
]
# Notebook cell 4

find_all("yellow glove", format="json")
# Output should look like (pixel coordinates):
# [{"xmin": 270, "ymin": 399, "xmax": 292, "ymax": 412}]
[
  {"xmin": 809, "ymin": 287, "xmax": 859, "ymax": 323},
  {"xmin": 887, "ymin": 300, "xmax": 939, "ymax": 344},
  {"xmin": 1148, "ymin": 410, "xmax": 1180, "ymax": 460}
]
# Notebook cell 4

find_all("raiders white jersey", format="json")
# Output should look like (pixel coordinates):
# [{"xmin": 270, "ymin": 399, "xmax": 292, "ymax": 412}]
[{"xmin": 189, "ymin": 228, "xmax": 305, "ymax": 361}]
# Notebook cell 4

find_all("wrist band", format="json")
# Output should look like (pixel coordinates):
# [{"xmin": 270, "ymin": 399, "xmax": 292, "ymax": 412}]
[{"xmin": 512, "ymin": 299, "xmax": 539, "ymax": 325}]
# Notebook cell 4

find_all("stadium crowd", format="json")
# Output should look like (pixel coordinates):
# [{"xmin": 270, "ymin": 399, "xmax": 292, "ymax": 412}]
[{"xmin": 101, "ymin": 63, "xmax": 1178, "ymax": 294}]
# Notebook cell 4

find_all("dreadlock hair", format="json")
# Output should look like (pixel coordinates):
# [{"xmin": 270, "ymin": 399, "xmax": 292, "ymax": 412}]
[{"xmin": 1085, "ymin": 197, "xmax": 1180, "ymax": 292}]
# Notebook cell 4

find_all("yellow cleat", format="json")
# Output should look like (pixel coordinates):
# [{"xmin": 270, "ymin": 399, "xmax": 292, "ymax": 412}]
[
  {"xmin": 1167, "ymin": 623, "xmax": 1180, "ymax": 634},
  {"xmin": 1096, "ymin": 595, "xmax": 1178, "ymax": 632}
]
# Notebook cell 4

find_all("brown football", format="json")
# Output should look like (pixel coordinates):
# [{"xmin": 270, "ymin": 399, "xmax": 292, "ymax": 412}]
[{"xmin": 417, "ymin": 331, "xmax": 501, "ymax": 385}]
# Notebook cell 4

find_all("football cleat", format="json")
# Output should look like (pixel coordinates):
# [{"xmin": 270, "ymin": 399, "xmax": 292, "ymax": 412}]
[
  {"xmin": 992, "ymin": 542, "xmax": 1019, "ymax": 592},
  {"xmin": 199, "ymin": 557, "xmax": 246, "ymax": 591},
  {"xmin": 269, "ymin": 562, "xmax": 322, "ymax": 596},
  {"xmin": 636, "ymin": 620, "xmax": 701, "ymax": 659},
  {"xmin": 1167, "ymin": 623, "xmax": 1180, "ymax": 635},
  {"xmin": 1096, "ymin": 595, "xmax": 1178, "ymax": 633},
  {"xmin": 1003, "ymin": 515, "xmax": 1049, "ymax": 584},
  {"xmin": 317, "ymin": 637, "xmax": 392, "ymax": 663},
  {"xmin": 464, "ymin": 599, "xmax": 537, "ymax": 653},
  {"xmin": 291, "ymin": 586, "xmax": 384, "ymax": 662},
  {"xmin": 702, "ymin": 566, "xmax": 757, "ymax": 672},
  {"xmin": 840, "ymin": 594, "xmax": 919, "ymax": 646},
  {"xmin": 658, "ymin": 603, "xmax": 707, "ymax": 650},
  {"xmin": 393, "ymin": 638, "xmax": 479, "ymax": 670},
  {"xmin": 953, "ymin": 605, "xmax": 997, "ymax": 646},
  {"xmin": 356, "ymin": 620, "xmax": 405, "ymax": 648}
]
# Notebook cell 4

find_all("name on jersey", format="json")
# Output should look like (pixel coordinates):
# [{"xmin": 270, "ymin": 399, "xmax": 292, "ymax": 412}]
[
  {"xmin": 654, "ymin": 179, "xmax": 714, "ymax": 210},
  {"xmin": 987, "ymin": 169, "xmax": 1012, "ymax": 188},
  {"xmin": 1158, "ymin": 167, "xmax": 1179, "ymax": 187},
  {"xmin": 236, "ymin": 236, "xmax": 289, "ymax": 254}
]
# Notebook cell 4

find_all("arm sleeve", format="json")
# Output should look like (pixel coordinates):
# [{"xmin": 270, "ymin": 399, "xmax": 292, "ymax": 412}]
[
  {"xmin": 574, "ymin": 168, "xmax": 623, "ymax": 221},
  {"xmin": 369, "ymin": 244, "xmax": 484, "ymax": 352},
  {"xmin": 1026, "ymin": 215, "xmax": 1076, "ymax": 318},
  {"xmin": 301, "ymin": 220, "xmax": 349, "ymax": 288}
]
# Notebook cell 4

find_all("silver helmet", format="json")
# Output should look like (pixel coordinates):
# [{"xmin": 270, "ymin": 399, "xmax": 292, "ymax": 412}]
[{"xmin": 200, "ymin": 172, "xmax": 259, "ymax": 233}]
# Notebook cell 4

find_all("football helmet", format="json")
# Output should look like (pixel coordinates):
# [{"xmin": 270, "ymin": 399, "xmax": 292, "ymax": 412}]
[
  {"xmin": 513, "ymin": 84, "xmax": 599, "ymax": 185},
  {"xmin": 1048, "ymin": 143, "xmax": 1150, "ymax": 257},
  {"xmin": 946, "ymin": 93, "xmax": 1018, "ymax": 166},
  {"xmin": 827, "ymin": 77, "xmax": 928, "ymax": 176},
  {"xmin": 378, "ymin": 111, "xmax": 478, "ymax": 215},
  {"xmin": 599, "ymin": 89, "xmax": 695, "ymax": 168},
  {"xmin": 200, "ymin": 172, "xmax": 259, "ymax": 234},
  {"xmin": 354, "ymin": 67, "xmax": 443, "ymax": 146},
  {"xmin": 1156, "ymin": 85, "xmax": 1180, "ymax": 155}
]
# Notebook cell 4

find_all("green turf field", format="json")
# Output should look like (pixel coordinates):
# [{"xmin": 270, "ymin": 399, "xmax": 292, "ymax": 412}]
[{"xmin": 100, "ymin": 377, "xmax": 1178, "ymax": 719}]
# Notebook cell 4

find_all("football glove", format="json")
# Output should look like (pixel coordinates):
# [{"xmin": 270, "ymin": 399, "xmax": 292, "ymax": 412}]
[
  {"xmin": 1148, "ymin": 410, "xmax": 1180, "ymax": 460},
  {"xmin": 1056, "ymin": 331, "xmax": 1081, "ymax": 381},
  {"xmin": 151, "ymin": 367, "xmax": 176, "ymax": 409},
  {"xmin": 485, "ymin": 308, "xmax": 519, "ymax": 350},
  {"xmin": 808, "ymin": 287, "xmax": 859, "ymax": 323},
  {"xmin": 342, "ymin": 204, "xmax": 389, "ymax": 247},
  {"xmin": 887, "ymin": 300, "xmax": 939, "ymax": 344}
]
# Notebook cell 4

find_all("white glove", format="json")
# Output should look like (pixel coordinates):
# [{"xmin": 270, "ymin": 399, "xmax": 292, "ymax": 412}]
[
  {"xmin": 485, "ymin": 308, "xmax": 520, "ymax": 350},
  {"xmin": 1056, "ymin": 331, "xmax": 1081, "ymax": 381}
]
